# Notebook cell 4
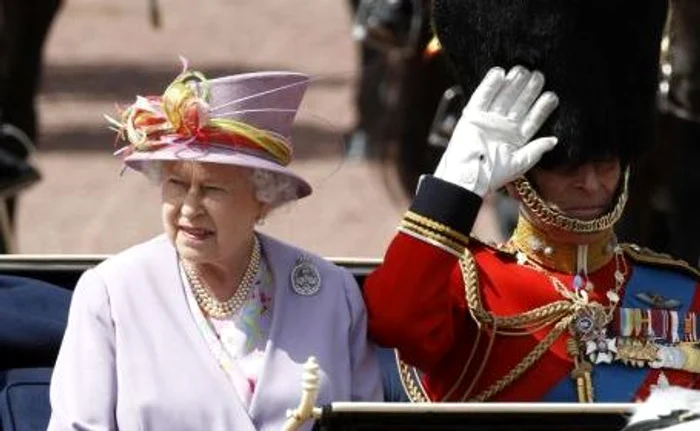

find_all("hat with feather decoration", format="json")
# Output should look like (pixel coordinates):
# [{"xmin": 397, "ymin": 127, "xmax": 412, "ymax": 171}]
[{"xmin": 108, "ymin": 59, "xmax": 312, "ymax": 200}]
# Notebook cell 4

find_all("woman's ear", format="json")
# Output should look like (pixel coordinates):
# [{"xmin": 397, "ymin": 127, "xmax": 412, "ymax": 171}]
[{"xmin": 257, "ymin": 203, "xmax": 272, "ymax": 225}]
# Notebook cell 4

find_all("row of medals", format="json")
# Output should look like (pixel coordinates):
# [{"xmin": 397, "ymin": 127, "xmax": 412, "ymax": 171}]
[{"xmin": 567, "ymin": 285, "xmax": 695, "ymax": 398}]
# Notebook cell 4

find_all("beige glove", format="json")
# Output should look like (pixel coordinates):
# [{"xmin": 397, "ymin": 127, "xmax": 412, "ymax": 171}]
[{"xmin": 434, "ymin": 66, "xmax": 560, "ymax": 197}]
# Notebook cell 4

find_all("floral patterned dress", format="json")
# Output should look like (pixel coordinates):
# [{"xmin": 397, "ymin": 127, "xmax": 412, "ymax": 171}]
[{"xmin": 181, "ymin": 251, "xmax": 274, "ymax": 409}]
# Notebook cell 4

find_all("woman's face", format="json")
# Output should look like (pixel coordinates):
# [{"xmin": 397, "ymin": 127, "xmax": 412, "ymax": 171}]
[{"xmin": 161, "ymin": 161, "xmax": 263, "ymax": 266}]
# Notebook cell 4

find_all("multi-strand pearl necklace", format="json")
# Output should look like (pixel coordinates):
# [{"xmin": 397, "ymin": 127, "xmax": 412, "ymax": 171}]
[{"xmin": 182, "ymin": 237, "xmax": 261, "ymax": 318}]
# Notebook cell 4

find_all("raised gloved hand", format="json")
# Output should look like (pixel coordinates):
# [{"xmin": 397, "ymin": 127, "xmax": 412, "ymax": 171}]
[{"xmin": 434, "ymin": 66, "xmax": 559, "ymax": 197}]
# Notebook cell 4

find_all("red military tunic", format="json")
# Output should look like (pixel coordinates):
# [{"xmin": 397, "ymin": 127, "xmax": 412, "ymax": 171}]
[{"xmin": 364, "ymin": 176, "xmax": 700, "ymax": 402}]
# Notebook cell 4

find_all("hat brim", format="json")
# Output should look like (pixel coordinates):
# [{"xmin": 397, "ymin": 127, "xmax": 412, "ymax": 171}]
[{"xmin": 121, "ymin": 144, "xmax": 312, "ymax": 201}]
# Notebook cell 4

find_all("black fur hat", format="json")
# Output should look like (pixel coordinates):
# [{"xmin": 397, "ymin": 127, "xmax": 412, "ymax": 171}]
[{"xmin": 432, "ymin": 0, "xmax": 668, "ymax": 169}]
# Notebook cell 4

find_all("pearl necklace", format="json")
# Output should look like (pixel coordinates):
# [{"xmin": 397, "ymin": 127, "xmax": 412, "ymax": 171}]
[{"xmin": 182, "ymin": 237, "xmax": 261, "ymax": 318}]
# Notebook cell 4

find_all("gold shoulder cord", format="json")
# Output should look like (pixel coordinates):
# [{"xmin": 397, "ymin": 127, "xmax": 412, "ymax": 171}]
[
  {"xmin": 459, "ymin": 249, "xmax": 576, "ymax": 401},
  {"xmin": 398, "ymin": 249, "xmax": 579, "ymax": 402},
  {"xmin": 395, "ymin": 350, "xmax": 431, "ymax": 402}
]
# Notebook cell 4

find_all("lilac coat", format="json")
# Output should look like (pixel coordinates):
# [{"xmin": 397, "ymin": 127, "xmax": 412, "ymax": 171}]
[{"xmin": 48, "ymin": 234, "xmax": 383, "ymax": 431}]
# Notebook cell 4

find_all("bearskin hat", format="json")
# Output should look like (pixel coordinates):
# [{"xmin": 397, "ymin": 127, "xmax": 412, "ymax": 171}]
[{"xmin": 432, "ymin": 0, "xmax": 668, "ymax": 169}]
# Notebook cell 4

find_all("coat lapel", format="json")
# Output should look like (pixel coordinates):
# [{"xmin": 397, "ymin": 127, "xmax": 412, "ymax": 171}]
[
  {"xmin": 248, "ymin": 234, "xmax": 292, "ymax": 417},
  {"xmin": 152, "ymin": 236, "xmax": 258, "ymax": 431},
  {"xmin": 248, "ymin": 234, "xmax": 320, "ymax": 431}
]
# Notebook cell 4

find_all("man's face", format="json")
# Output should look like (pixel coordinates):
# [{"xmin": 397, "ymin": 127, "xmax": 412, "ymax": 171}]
[{"xmin": 528, "ymin": 159, "xmax": 622, "ymax": 220}]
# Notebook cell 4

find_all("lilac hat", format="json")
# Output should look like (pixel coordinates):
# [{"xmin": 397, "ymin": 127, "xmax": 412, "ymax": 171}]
[{"xmin": 109, "ymin": 65, "xmax": 312, "ymax": 199}]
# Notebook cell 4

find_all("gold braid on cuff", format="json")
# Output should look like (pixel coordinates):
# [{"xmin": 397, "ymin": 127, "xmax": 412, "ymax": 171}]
[
  {"xmin": 399, "ymin": 219, "xmax": 466, "ymax": 255},
  {"xmin": 513, "ymin": 168, "xmax": 629, "ymax": 234},
  {"xmin": 404, "ymin": 211, "xmax": 471, "ymax": 245},
  {"xmin": 399, "ymin": 211, "xmax": 469, "ymax": 255}
]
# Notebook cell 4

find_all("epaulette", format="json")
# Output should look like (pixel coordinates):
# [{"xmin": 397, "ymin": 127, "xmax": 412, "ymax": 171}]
[{"xmin": 622, "ymin": 243, "xmax": 700, "ymax": 281}]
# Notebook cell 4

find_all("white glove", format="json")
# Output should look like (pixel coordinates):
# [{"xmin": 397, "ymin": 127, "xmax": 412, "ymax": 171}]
[{"xmin": 434, "ymin": 66, "xmax": 560, "ymax": 197}]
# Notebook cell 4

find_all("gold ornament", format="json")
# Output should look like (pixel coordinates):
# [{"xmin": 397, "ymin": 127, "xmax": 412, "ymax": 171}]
[{"xmin": 615, "ymin": 338, "xmax": 659, "ymax": 367}]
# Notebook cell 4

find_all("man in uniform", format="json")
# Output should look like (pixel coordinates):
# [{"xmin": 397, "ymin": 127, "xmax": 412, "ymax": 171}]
[{"xmin": 363, "ymin": 0, "xmax": 700, "ymax": 402}]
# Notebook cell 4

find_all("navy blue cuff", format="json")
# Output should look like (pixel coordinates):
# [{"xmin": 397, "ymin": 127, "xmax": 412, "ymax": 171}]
[{"xmin": 409, "ymin": 176, "xmax": 483, "ymax": 237}]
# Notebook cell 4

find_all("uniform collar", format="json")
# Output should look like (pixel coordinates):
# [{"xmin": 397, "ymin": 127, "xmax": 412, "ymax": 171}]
[{"xmin": 507, "ymin": 215, "xmax": 617, "ymax": 274}]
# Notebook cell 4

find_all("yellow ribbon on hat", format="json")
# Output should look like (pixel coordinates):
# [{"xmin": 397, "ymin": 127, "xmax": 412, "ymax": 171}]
[{"xmin": 108, "ymin": 66, "xmax": 293, "ymax": 166}]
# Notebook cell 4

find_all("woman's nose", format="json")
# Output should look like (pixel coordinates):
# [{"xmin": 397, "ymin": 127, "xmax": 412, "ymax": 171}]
[{"xmin": 181, "ymin": 186, "xmax": 203, "ymax": 216}]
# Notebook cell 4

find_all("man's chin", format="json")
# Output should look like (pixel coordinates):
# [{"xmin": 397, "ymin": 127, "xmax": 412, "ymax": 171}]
[{"xmin": 562, "ymin": 208, "xmax": 606, "ymax": 220}]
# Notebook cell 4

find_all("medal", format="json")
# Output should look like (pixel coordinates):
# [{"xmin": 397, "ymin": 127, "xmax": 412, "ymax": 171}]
[
  {"xmin": 585, "ymin": 338, "xmax": 617, "ymax": 364},
  {"xmin": 615, "ymin": 337, "xmax": 659, "ymax": 367}
]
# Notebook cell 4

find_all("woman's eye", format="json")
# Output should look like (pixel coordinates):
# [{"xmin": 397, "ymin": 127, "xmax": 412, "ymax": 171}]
[
  {"xmin": 204, "ymin": 185, "xmax": 225, "ymax": 193},
  {"xmin": 167, "ymin": 178, "xmax": 187, "ymax": 188}
]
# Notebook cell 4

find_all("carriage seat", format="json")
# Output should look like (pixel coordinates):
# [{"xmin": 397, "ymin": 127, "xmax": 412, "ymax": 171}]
[
  {"xmin": 0, "ymin": 275, "xmax": 70, "ymax": 371},
  {"xmin": 0, "ymin": 275, "xmax": 69, "ymax": 431},
  {"xmin": 0, "ymin": 368, "xmax": 52, "ymax": 431}
]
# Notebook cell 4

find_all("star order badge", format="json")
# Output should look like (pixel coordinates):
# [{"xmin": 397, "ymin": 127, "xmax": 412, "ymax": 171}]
[{"xmin": 291, "ymin": 255, "xmax": 321, "ymax": 296}]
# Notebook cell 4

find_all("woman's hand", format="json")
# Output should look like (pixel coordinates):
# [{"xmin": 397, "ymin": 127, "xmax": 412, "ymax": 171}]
[{"xmin": 434, "ymin": 65, "xmax": 560, "ymax": 197}]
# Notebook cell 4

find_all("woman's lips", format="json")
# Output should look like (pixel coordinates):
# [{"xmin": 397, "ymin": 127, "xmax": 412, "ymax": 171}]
[{"xmin": 179, "ymin": 226, "xmax": 214, "ymax": 240}]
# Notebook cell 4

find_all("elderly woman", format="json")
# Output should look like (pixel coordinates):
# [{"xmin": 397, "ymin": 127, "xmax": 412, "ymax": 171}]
[{"xmin": 47, "ymin": 66, "xmax": 383, "ymax": 431}]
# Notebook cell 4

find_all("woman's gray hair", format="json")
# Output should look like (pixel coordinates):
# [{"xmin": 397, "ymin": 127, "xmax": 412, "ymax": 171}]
[
  {"xmin": 248, "ymin": 168, "xmax": 299, "ymax": 208},
  {"xmin": 142, "ymin": 161, "xmax": 299, "ymax": 208},
  {"xmin": 143, "ymin": 160, "xmax": 166, "ymax": 184}
]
